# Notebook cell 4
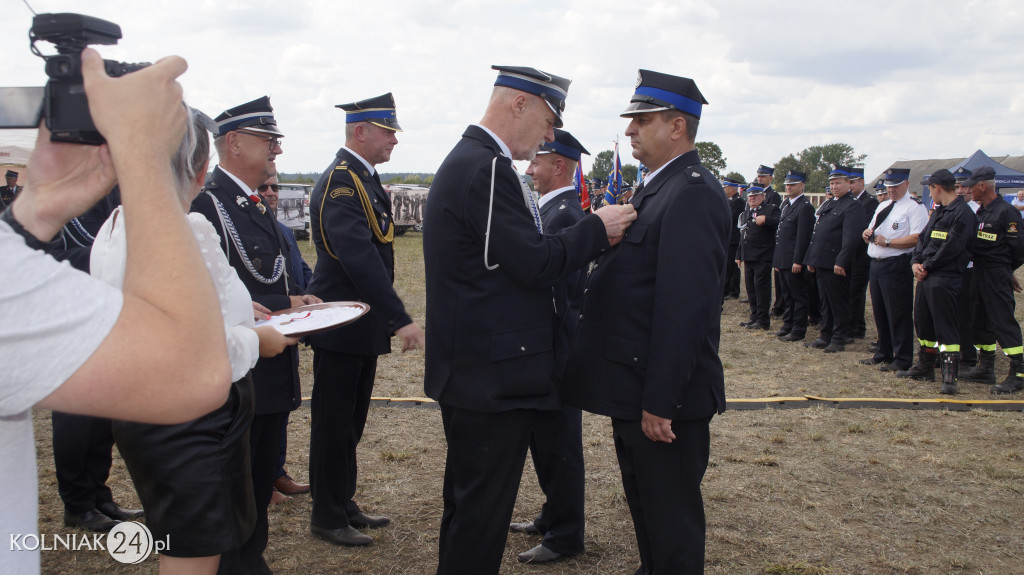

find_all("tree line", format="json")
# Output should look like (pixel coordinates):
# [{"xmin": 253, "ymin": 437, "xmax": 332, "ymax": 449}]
[{"xmin": 279, "ymin": 142, "xmax": 865, "ymax": 192}]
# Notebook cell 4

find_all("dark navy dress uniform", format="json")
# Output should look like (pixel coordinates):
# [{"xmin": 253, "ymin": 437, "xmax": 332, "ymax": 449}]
[
  {"xmin": 851, "ymin": 183, "xmax": 880, "ymax": 337},
  {"xmin": 563, "ymin": 149, "xmax": 729, "ymax": 575},
  {"xmin": 772, "ymin": 189, "xmax": 815, "ymax": 339},
  {"xmin": 911, "ymin": 194, "xmax": 975, "ymax": 357},
  {"xmin": 805, "ymin": 189, "xmax": 865, "ymax": 346},
  {"xmin": 738, "ymin": 194, "xmax": 779, "ymax": 328},
  {"xmin": 191, "ymin": 165, "xmax": 302, "ymax": 575},
  {"xmin": 0, "ymin": 188, "xmax": 21, "ymax": 209},
  {"xmin": 306, "ymin": 142, "xmax": 412, "ymax": 531},
  {"xmin": 563, "ymin": 70, "xmax": 727, "ymax": 575},
  {"xmin": 724, "ymin": 186, "xmax": 745, "ymax": 299},
  {"xmin": 423, "ymin": 65, "xmax": 607, "ymax": 575},
  {"xmin": 524, "ymin": 181, "xmax": 588, "ymax": 557},
  {"xmin": 756, "ymin": 166, "xmax": 784, "ymax": 316}
]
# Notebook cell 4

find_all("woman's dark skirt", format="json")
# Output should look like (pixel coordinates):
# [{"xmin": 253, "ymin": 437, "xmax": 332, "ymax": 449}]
[{"xmin": 112, "ymin": 374, "xmax": 256, "ymax": 557}]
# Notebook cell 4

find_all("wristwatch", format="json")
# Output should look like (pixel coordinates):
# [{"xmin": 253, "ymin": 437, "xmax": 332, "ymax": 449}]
[
  {"xmin": 885, "ymin": 237, "xmax": 891, "ymax": 247},
  {"xmin": 0, "ymin": 207, "xmax": 64, "ymax": 252}
]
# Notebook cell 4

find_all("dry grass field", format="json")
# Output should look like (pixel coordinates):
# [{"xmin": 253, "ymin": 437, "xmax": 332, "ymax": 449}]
[{"xmin": 35, "ymin": 232, "xmax": 1024, "ymax": 574}]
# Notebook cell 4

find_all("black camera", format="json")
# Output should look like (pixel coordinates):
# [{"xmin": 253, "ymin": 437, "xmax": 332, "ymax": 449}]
[{"xmin": 0, "ymin": 13, "xmax": 149, "ymax": 145}]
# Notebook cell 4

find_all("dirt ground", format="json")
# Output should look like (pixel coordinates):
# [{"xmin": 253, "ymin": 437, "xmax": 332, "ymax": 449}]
[{"xmin": 34, "ymin": 233, "xmax": 1024, "ymax": 574}]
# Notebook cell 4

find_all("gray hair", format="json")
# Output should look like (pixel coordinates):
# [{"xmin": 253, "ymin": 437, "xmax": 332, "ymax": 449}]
[{"xmin": 171, "ymin": 105, "xmax": 212, "ymax": 202}]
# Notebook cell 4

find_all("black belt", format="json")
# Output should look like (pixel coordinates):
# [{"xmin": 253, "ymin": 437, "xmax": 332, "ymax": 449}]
[{"xmin": 872, "ymin": 253, "xmax": 912, "ymax": 263}]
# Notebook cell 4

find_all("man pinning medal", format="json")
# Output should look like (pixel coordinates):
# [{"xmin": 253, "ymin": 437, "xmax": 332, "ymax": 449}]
[{"xmin": 423, "ymin": 65, "xmax": 636, "ymax": 575}]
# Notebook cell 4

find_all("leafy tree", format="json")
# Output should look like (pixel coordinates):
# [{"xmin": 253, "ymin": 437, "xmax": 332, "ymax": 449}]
[
  {"xmin": 695, "ymin": 141, "xmax": 727, "ymax": 178},
  {"xmin": 622, "ymin": 164, "xmax": 638, "ymax": 185},
  {"xmin": 772, "ymin": 143, "xmax": 866, "ymax": 194},
  {"xmin": 724, "ymin": 171, "xmax": 746, "ymax": 184},
  {"xmin": 589, "ymin": 150, "xmax": 614, "ymax": 183}
]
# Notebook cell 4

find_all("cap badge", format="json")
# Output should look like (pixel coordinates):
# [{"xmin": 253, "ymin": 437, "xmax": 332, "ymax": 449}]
[{"xmin": 635, "ymin": 71, "xmax": 643, "ymax": 89}]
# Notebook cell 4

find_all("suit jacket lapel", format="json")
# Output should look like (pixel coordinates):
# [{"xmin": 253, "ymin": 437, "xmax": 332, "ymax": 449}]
[
  {"xmin": 632, "ymin": 155, "xmax": 691, "ymax": 212},
  {"xmin": 212, "ymin": 167, "xmax": 276, "ymax": 237},
  {"xmin": 339, "ymin": 149, "xmax": 392, "ymax": 218}
]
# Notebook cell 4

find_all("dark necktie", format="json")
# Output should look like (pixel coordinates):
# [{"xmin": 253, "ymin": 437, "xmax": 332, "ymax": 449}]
[{"xmin": 780, "ymin": 199, "xmax": 791, "ymax": 218}]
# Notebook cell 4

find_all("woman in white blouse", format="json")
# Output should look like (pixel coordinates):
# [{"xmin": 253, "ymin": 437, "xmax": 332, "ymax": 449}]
[{"xmin": 90, "ymin": 108, "xmax": 297, "ymax": 575}]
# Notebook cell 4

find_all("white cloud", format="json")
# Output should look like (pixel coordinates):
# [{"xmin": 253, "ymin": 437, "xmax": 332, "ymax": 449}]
[{"xmin": 3, "ymin": 0, "xmax": 1022, "ymax": 180}]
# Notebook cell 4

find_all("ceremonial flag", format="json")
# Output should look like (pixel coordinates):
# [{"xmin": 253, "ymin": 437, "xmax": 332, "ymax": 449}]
[
  {"xmin": 574, "ymin": 162, "xmax": 590, "ymax": 211},
  {"xmin": 604, "ymin": 140, "xmax": 623, "ymax": 206},
  {"xmin": 636, "ymin": 161, "xmax": 646, "ymax": 187}
]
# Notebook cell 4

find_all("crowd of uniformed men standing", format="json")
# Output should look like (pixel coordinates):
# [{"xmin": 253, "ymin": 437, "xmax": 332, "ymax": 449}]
[
  {"xmin": 725, "ymin": 161, "xmax": 1024, "ymax": 395},
  {"xmin": 14, "ymin": 52, "xmax": 1024, "ymax": 575}
]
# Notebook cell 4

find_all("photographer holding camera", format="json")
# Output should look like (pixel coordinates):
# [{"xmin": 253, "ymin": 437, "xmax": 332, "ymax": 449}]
[{"xmin": 0, "ymin": 47, "xmax": 233, "ymax": 573}]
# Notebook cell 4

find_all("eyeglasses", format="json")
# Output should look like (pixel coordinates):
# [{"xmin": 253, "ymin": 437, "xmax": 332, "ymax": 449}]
[
  {"xmin": 238, "ymin": 130, "xmax": 282, "ymax": 150},
  {"xmin": 257, "ymin": 184, "xmax": 280, "ymax": 193}
]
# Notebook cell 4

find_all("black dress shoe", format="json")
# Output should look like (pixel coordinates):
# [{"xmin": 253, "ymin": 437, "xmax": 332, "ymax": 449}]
[
  {"xmin": 97, "ymin": 502, "xmax": 143, "ymax": 521},
  {"xmin": 780, "ymin": 332, "xmax": 805, "ymax": 342},
  {"xmin": 774, "ymin": 329, "xmax": 791, "ymax": 337},
  {"xmin": 805, "ymin": 338, "xmax": 829, "ymax": 349},
  {"xmin": 348, "ymin": 512, "xmax": 390, "ymax": 529},
  {"xmin": 517, "ymin": 544, "xmax": 565, "ymax": 564},
  {"xmin": 834, "ymin": 336, "xmax": 856, "ymax": 346},
  {"xmin": 739, "ymin": 298, "xmax": 749, "ymax": 303},
  {"xmin": 510, "ymin": 521, "xmax": 541, "ymax": 535},
  {"xmin": 868, "ymin": 341, "xmax": 879, "ymax": 353},
  {"xmin": 824, "ymin": 342, "xmax": 845, "ymax": 353},
  {"xmin": 745, "ymin": 322, "xmax": 769, "ymax": 330},
  {"xmin": 859, "ymin": 356, "xmax": 887, "ymax": 366},
  {"xmin": 311, "ymin": 524, "xmax": 373, "ymax": 546},
  {"xmin": 738, "ymin": 319, "xmax": 754, "ymax": 327},
  {"xmin": 879, "ymin": 362, "xmax": 905, "ymax": 372},
  {"xmin": 64, "ymin": 509, "xmax": 119, "ymax": 532}
]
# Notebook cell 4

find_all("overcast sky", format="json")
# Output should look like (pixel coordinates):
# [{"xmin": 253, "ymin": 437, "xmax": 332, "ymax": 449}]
[{"xmin": 4, "ymin": 0, "xmax": 1023, "ymax": 181}]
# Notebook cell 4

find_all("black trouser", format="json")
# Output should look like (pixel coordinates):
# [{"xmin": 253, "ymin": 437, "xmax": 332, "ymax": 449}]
[
  {"xmin": 612, "ymin": 416, "xmax": 711, "ymax": 575},
  {"xmin": 816, "ymin": 267, "xmax": 853, "ymax": 343},
  {"xmin": 869, "ymin": 254, "xmax": 915, "ymax": 367},
  {"xmin": 218, "ymin": 410, "xmax": 287, "ymax": 575},
  {"xmin": 971, "ymin": 266, "xmax": 1024, "ymax": 356},
  {"xmin": 437, "ymin": 405, "xmax": 548, "ymax": 575},
  {"xmin": 724, "ymin": 243, "xmax": 740, "ymax": 297},
  {"xmin": 526, "ymin": 406, "xmax": 585, "ymax": 555},
  {"xmin": 309, "ymin": 350, "xmax": 377, "ymax": 529},
  {"xmin": 743, "ymin": 260, "xmax": 772, "ymax": 326},
  {"xmin": 850, "ymin": 247, "xmax": 871, "ymax": 336},
  {"xmin": 771, "ymin": 269, "xmax": 785, "ymax": 315},
  {"xmin": 957, "ymin": 268, "xmax": 977, "ymax": 364},
  {"xmin": 779, "ymin": 267, "xmax": 810, "ymax": 336},
  {"xmin": 52, "ymin": 413, "xmax": 114, "ymax": 515},
  {"xmin": 807, "ymin": 269, "xmax": 822, "ymax": 324},
  {"xmin": 913, "ymin": 272, "xmax": 962, "ymax": 351}
]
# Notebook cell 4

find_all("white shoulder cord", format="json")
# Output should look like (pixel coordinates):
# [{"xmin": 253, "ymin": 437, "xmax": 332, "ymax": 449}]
[{"xmin": 484, "ymin": 156, "xmax": 500, "ymax": 271}]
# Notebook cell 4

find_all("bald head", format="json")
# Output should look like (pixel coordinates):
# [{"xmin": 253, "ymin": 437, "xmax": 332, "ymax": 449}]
[{"xmin": 479, "ymin": 86, "xmax": 556, "ymax": 161}]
